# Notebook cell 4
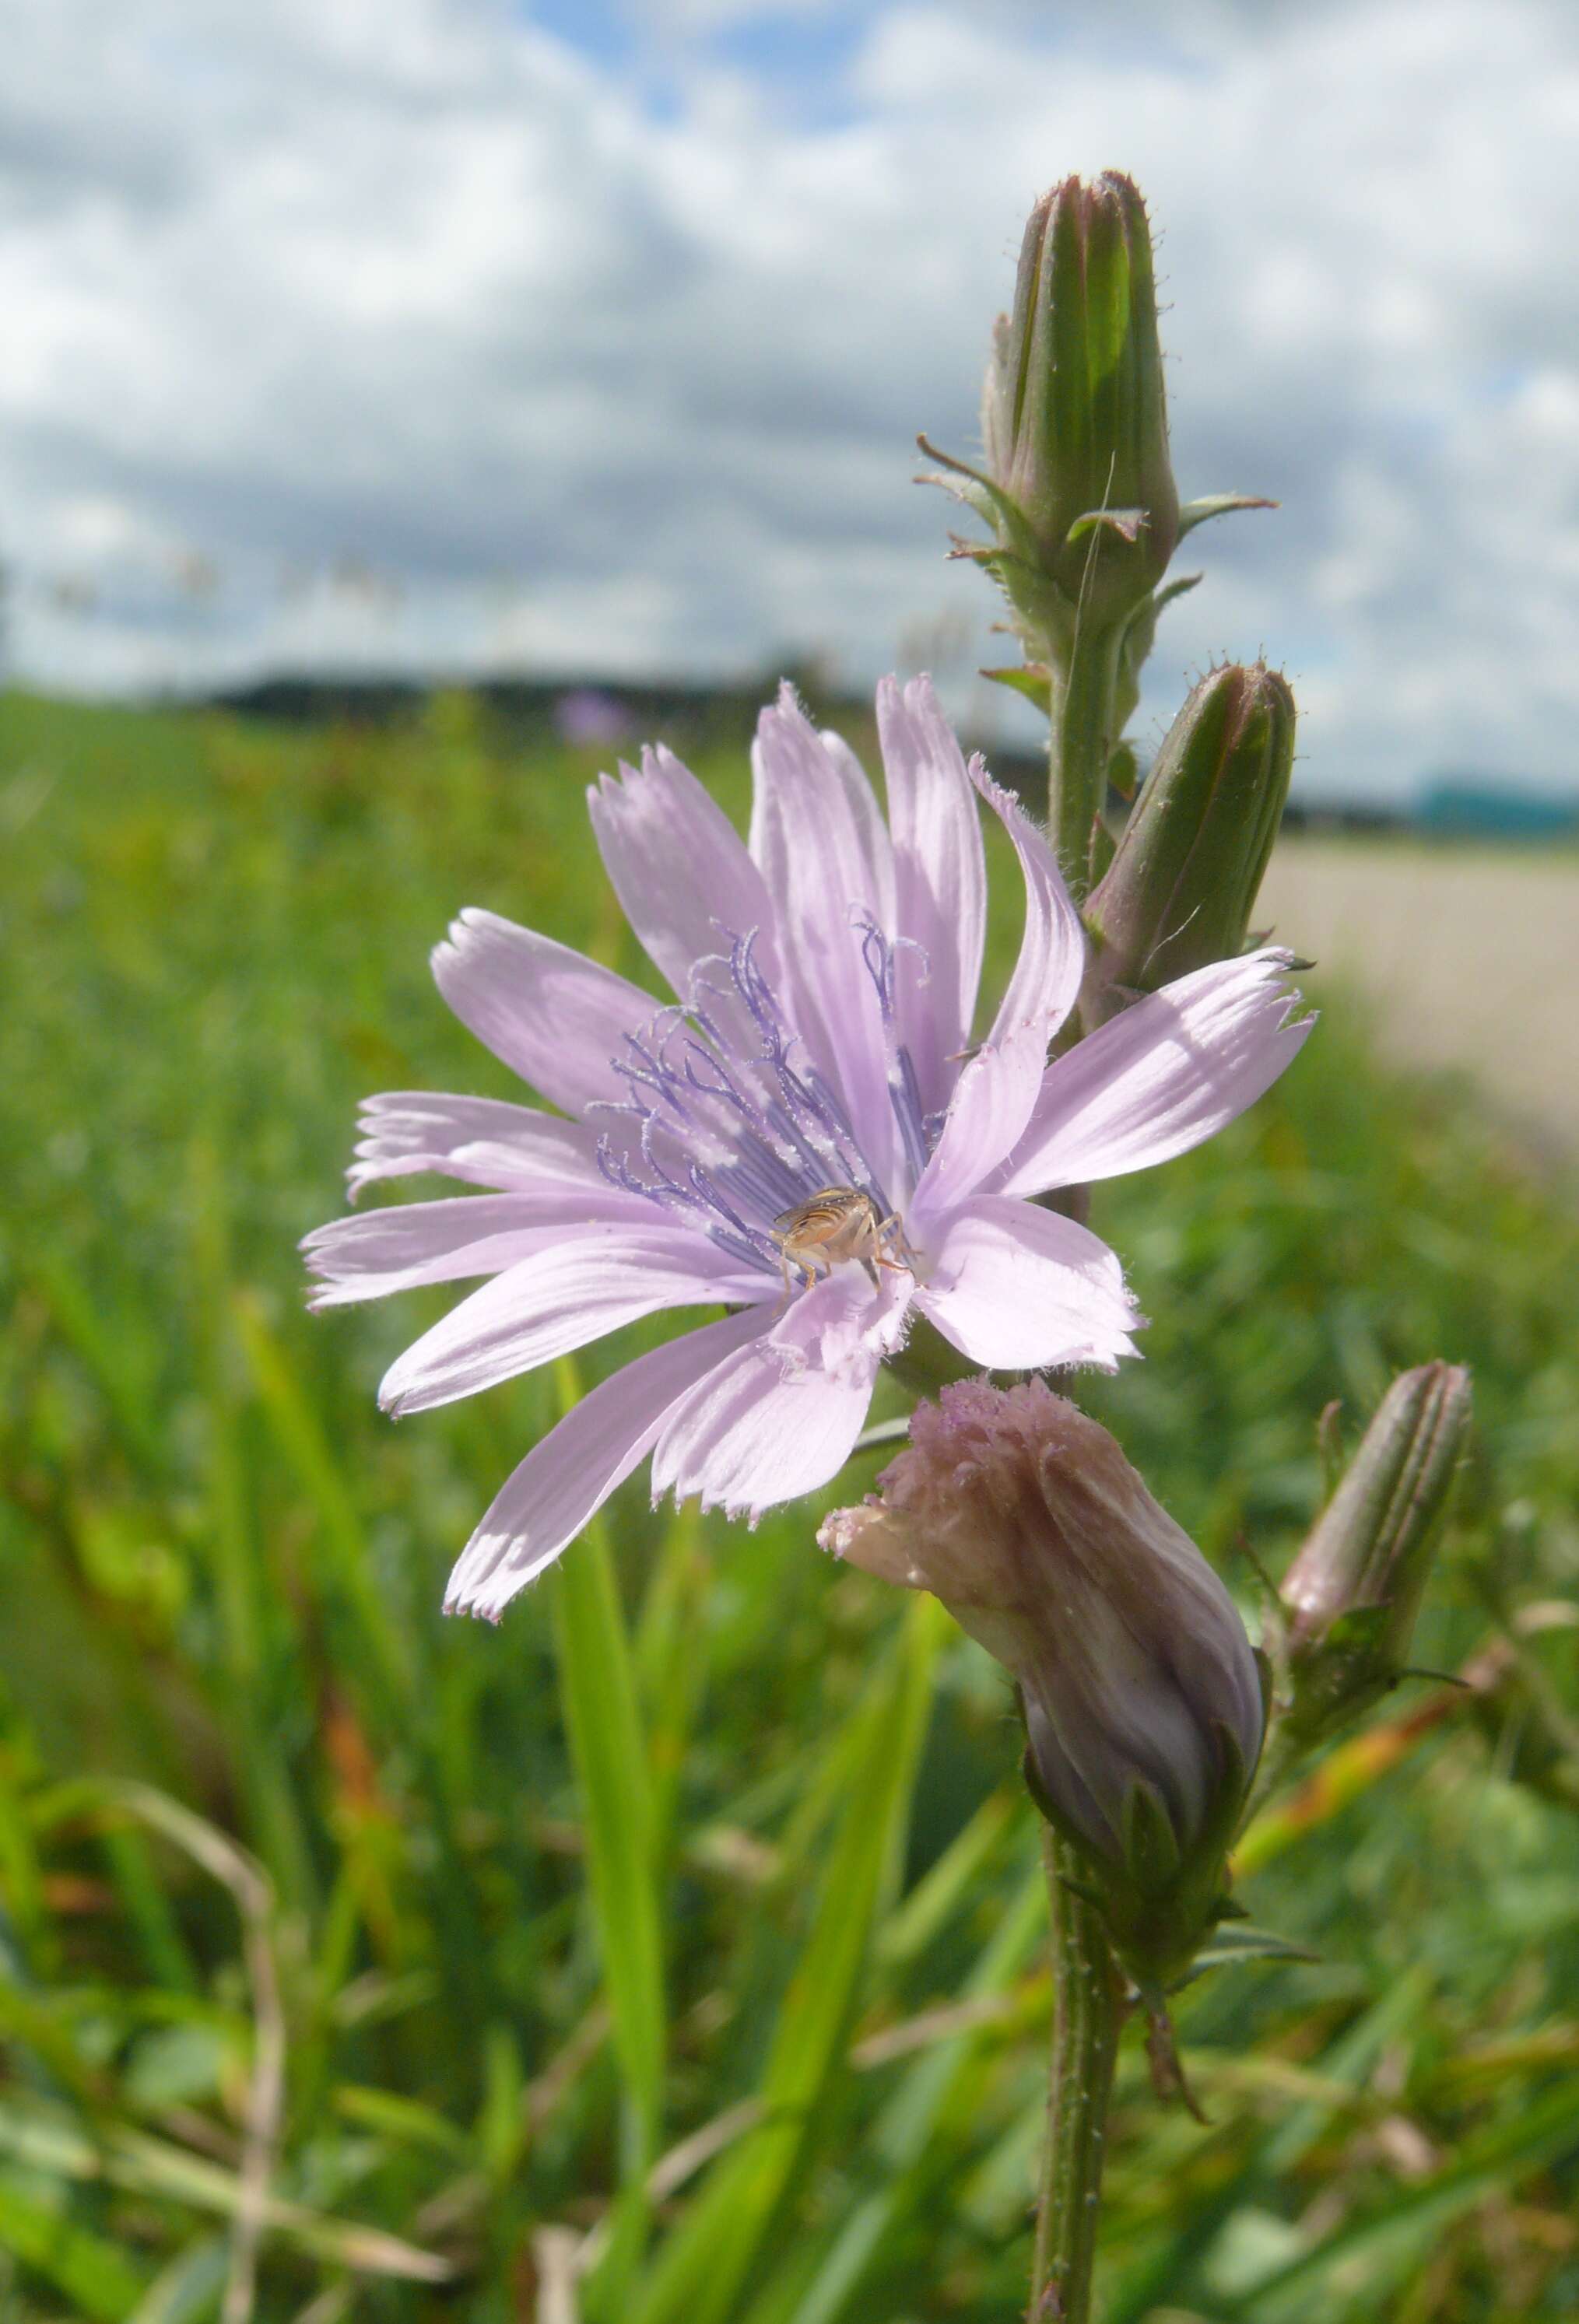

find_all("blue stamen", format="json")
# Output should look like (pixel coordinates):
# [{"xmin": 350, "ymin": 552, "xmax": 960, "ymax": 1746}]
[{"xmin": 602, "ymin": 919, "xmax": 946, "ymax": 1278}]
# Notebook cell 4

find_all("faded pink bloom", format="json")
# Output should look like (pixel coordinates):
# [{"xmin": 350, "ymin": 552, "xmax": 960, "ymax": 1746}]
[
  {"xmin": 304, "ymin": 678, "xmax": 1311, "ymax": 1618},
  {"xmin": 820, "ymin": 1379, "xmax": 1265, "ymax": 1871}
]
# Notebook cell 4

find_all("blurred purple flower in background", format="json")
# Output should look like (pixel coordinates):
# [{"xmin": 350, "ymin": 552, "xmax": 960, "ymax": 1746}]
[
  {"xmin": 553, "ymin": 688, "xmax": 632, "ymax": 748},
  {"xmin": 304, "ymin": 678, "xmax": 1311, "ymax": 1618}
]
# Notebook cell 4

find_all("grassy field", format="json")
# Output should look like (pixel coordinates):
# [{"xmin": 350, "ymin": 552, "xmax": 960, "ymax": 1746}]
[{"xmin": 3, "ymin": 685, "xmax": 1579, "ymax": 2323}]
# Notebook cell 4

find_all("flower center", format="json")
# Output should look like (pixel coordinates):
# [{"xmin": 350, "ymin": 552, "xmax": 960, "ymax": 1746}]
[{"xmin": 591, "ymin": 925, "xmax": 937, "ymax": 1281}]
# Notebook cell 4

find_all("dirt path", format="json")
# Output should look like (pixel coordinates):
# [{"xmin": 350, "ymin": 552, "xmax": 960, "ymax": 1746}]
[{"xmin": 1258, "ymin": 842, "xmax": 1579, "ymax": 1158}]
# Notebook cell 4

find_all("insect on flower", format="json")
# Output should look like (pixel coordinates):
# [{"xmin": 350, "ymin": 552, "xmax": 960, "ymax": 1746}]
[{"xmin": 770, "ymin": 1185, "xmax": 914, "ymax": 1305}]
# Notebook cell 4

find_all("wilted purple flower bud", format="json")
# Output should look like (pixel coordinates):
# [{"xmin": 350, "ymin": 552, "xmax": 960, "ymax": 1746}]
[
  {"xmin": 1281, "ymin": 1363, "xmax": 1472, "ymax": 1747},
  {"xmin": 1082, "ymin": 661, "xmax": 1297, "ymax": 1025},
  {"xmin": 821, "ymin": 1379, "xmax": 1264, "ymax": 1979}
]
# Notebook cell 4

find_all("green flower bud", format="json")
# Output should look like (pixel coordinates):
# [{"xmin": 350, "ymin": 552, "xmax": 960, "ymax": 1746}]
[
  {"xmin": 987, "ymin": 172, "xmax": 1178, "ymax": 633},
  {"xmin": 925, "ymin": 173, "xmax": 1178, "ymax": 650},
  {"xmin": 1281, "ymin": 1363, "xmax": 1473, "ymax": 1749},
  {"xmin": 1082, "ymin": 661, "xmax": 1296, "ymax": 1022},
  {"xmin": 921, "ymin": 176, "xmax": 1274, "ymax": 893},
  {"xmin": 820, "ymin": 1380, "xmax": 1265, "ymax": 1987}
]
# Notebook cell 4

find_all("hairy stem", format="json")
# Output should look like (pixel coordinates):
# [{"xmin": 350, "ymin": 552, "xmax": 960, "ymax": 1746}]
[
  {"xmin": 1047, "ymin": 621, "xmax": 1124, "ymax": 901},
  {"xmin": 1029, "ymin": 1827, "xmax": 1125, "ymax": 2323}
]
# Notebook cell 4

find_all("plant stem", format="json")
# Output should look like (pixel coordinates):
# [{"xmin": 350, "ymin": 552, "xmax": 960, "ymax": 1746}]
[
  {"xmin": 1047, "ymin": 622, "xmax": 1124, "ymax": 901},
  {"xmin": 1029, "ymin": 1827, "xmax": 1125, "ymax": 2323}
]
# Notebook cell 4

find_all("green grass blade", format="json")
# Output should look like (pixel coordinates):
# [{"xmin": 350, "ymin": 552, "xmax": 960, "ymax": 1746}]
[
  {"xmin": 1223, "ymin": 2075, "xmax": 1579, "ymax": 2317},
  {"xmin": 12, "ymin": 1245, "xmax": 170, "ymax": 1484},
  {"xmin": 784, "ymin": 1856, "xmax": 1047, "ymax": 2324},
  {"xmin": 633, "ymin": 1502, "xmax": 709, "ymax": 1870},
  {"xmin": 633, "ymin": 1593, "xmax": 946, "ymax": 2324},
  {"xmin": 0, "ymin": 2171, "xmax": 151, "ymax": 2319},
  {"xmin": 128, "ymin": 2235, "xmax": 230, "ymax": 2324},
  {"xmin": 1100, "ymin": 1967, "xmax": 1443, "ymax": 2324},
  {"xmin": 186, "ymin": 1136, "xmax": 317, "ymax": 1911},
  {"xmin": 232, "ymin": 1289, "xmax": 412, "ymax": 1709},
  {"xmin": 549, "ymin": 1367, "xmax": 665, "ymax": 2166},
  {"xmin": 875, "ymin": 1786, "xmax": 1016, "ymax": 1968},
  {"xmin": 0, "ymin": 2094, "xmax": 454, "ymax": 2284},
  {"xmin": 100, "ymin": 1822, "xmax": 202, "ymax": 1993}
]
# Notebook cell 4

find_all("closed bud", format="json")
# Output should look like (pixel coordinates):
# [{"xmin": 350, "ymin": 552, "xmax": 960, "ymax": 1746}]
[
  {"xmin": 991, "ymin": 174, "xmax": 1178, "ymax": 634},
  {"xmin": 820, "ymin": 1379, "xmax": 1265, "ymax": 1984},
  {"xmin": 923, "ymin": 174, "xmax": 1181, "ymax": 657},
  {"xmin": 1082, "ymin": 661, "xmax": 1296, "ymax": 1021},
  {"xmin": 922, "ymin": 176, "xmax": 1274, "ymax": 891},
  {"xmin": 1280, "ymin": 1363, "xmax": 1472, "ymax": 1748}
]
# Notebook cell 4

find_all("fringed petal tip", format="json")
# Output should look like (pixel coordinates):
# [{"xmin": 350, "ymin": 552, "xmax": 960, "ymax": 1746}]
[
  {"xmin": 999, "ymin": 945, "xmax": 1315, "ymax": 1198},
  {"xmin": 1063, "ymin": 1330, "xmax": 1142, "ymax": 1376},
  {"xmin": 304, "ymin": 1282, "xmax": 358, "ymax": 1315},
  {"xmin": 964, "ymin": 750, "xmax": 1017, "ymax": 816},
  {"xmin": 647, "ymin": 1489, "xmax": 761, "ymax": 1530},
  {"xmin": 441, "ymin": 1591, "xmax": 506, "ymax": 1626},
  {"xmin": 430, "ymin": 908, "xmax": 476, "ymax": 978},
  {"xmin": 1237, "ymin": 942, "xmax": 1317, "ymax": 1017},
  {"xmin": 656, "ymin": 1482, "xmax": 770, "ymax": 1530}
]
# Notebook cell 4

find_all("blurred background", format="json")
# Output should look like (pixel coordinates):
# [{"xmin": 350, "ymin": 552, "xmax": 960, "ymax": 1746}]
[{"xmin": 3, "ymin": 2, "xmax": 1579, "ymax": 2319}]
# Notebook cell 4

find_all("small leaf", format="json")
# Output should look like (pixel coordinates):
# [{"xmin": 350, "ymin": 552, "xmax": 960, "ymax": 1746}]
[
  {"xmin": 1177, "ymin": 492, "xmax": 1278, "ymax": 535},
  {"xmin": 1121, "ymin": 1778, "xmax": 1181, "ymax": 1892},
  {"xmin": 914, "ymin": 430, "xmax": 993, "ymax": 491},
  {"xmin": 916, "ymin": 433, "xmax": 1025, "ymax": 536},
  {"xmin": 1171, "ymin": 1923, "xmax": 1321, "ymax": 1989},
  {"xmin": 1056, "ymin": 1874, "xmax": 1109, "ymax": 1914},
  {"xmin": 981, "ymin": 664, "xmax": 1052, "ymax": 714},
  {"xmin": 1066, "ymin": 506, "xmax": 1148, "ymax": 545},
  {"xmin": 1150, "ymin": 570, "xmax": 1203, "ymax": 615},
  {"xmin": 1107, "ymin": 741, "xmax": 1140, "ymax": 803}
]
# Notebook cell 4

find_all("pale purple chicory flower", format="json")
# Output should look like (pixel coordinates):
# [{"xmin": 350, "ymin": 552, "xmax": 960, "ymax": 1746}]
[{"xmin": 304, "ymin": 678, "xmax": 1311, "ymax": 1618}]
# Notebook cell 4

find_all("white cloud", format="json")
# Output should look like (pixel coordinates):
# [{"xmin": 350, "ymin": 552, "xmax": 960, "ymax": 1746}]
[{"xmin": 1, "ymin": 0, "xmax": 1577, "ymax": 800}]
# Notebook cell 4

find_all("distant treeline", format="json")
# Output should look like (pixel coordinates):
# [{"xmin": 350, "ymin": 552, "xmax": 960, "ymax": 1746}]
[
  {"xmin": 199, "ymin": 675, "xmax": 1577, "ymax": 841},
  {"xmin": 201, "ymin": 668, "xmax": 1056, "ymax": 814}
]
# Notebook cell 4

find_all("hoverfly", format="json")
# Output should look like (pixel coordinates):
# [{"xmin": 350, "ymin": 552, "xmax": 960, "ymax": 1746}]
[{"xmin": 770, "ymin": 1185, "xmax": 913, "ymax": 1306}]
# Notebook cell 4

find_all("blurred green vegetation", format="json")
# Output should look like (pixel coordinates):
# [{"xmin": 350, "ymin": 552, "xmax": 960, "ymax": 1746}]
[{"xmin": 2, "ymin": 684, "xmax": 1578, "ymax": 2322}]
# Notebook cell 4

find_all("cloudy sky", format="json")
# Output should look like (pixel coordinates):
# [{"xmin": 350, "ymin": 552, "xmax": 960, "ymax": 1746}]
[{"xmin": 2, "ymin": 0, "xmax": 1577, "ymax": 801}]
